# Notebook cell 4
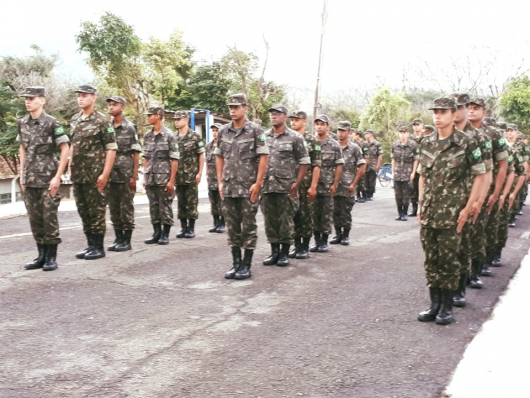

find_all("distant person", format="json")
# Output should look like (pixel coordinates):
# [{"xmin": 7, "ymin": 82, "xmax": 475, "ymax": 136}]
[
  {"xmin": 391, "ymin": 126, "xmax": 418, "ymax": 221},
  {"xmin": 353, "ymin": 130, "xmax": 368, "ymax": 203},
  {"xmin": 363, "ymin": 130, "xmax": 382, "ymax": 201},
  {"xmin": 205, "ymin": 123, "xmax": 225, "ymax": 233},
  {"xmin": 408, "ymin": 118, "xmax": 424, "ymax": 216}
]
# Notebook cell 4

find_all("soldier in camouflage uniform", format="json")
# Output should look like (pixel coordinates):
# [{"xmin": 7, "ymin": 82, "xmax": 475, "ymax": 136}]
[
  {"xmin": 330, "ymin": 121, "xmax": 366, "ymax": 245},
  {"xmin": 408, "ymin": 118, "xmax": 424, "ymax": 216},
  {"xmin": 363, "ymin": 130, "xmax": 382, "ymax": 200},
  {"xmin": 173, "ymin": 111, "xmax": 205, "ymax": 239},
  {"xmin": 424, "ymin": 125, "xmax": 435, "ymax": 134},
  {"xmin": 261, "ymin": 105, "xmax": 309, "ymax": 267},
  {"xmin": 106, "ymin": 96, "xmax": 141, "ymax": 252},
  {"xmin": 143, "ymin": 107, "xmax": 179, "ymax": 245},
  {"xmin": 310, "ymin": 115, "xmax": 344, "ymax": 253},
  {"xmin": 391, "ymin": 126, "xmax": 418, "ymax": 221},
  {"xmin": 17, "ymin": 87, "xmax": 70, "ymax": 271},
  {"xmin": 510, "ymin": 125, "xmax": 529, "ymax": 223},
  {"xmin": 505, "ymin": 124, "xmax": 528, "ymax": 228},
  {"xmin": 417, "ymin": 97, "xmax": 486, "ymax": 325},
  {"xmin": 69, "ymin": 85, "xmax": 117, "ymax": 260},
  {"xmin": 206, "ymin": 123, "xmax": 225, "ymax": 233},
  {"xmin": 353, "ymin": 130, "xmax": 368, "ymax": 203},
  {"xmin": 215, "ymin": 94, "xmax": 269, "ymax": 280},
  {"xmin": 287, "ymin": 110, "xmax": 322, "ymax": 259}
]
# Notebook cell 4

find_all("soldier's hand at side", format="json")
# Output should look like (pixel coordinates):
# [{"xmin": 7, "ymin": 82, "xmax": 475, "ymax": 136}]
[
  {"xmin": 195, "ymin": 174, "xmax": 201, "ymax": 185},
  {"xmin": 329, "ymin": 184, "xmax": 337, "ymax": 198},
  {"xmin": 165, "ymin": 182, "xmax": 174, "ymax": 197},
  {"xmin": 486, "ymin": 193, "xmax": 497, "ymax": 214},
  {"xmin": 290, "ymin": 183, "xmax": 299, "ymax": 200},
  {"xmin": 48, "ymin": 177, "xmax": 61, "ymax": 197},
  {"xmin": 457, "ymin": 208, "xmax": 469, "ymax": 233},
  {"xmin": 97, "ymin": 174, "xmax": 109, "ymax": 193},
  {"xmin": 508, "ymin": 193, "xmax": 515, "ymax": 210},
  {"xmin": 471, "ymin": 200, "xmax": 482, "ymax": 223},
  {"xmin": 249, "ymin": 183, "xmax": 261, "ymax": 203},
  {"xmin": 307, "ymin": 186, "xmax": 316, "ymax": 203},
  {"xmin": 348, "ymin": 184, "xmax": 355, "ymax": 198},
  {"xmin": 410, "ymin": 173, "xmax": 415, "ymax": 184},
  {"xmin": 129, "ymin": 178, "xmax": 136, "ymax": 194},
  {"xmin": 218, "ymin": 182, "xmax": 224, "ymax": 200},
  {"xmin": 498, "ymin": 194, "xmax": 506, "ymax": 210}
]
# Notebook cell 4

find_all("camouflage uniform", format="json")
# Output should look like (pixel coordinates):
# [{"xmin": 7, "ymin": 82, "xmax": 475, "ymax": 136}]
[
  {"xmin": 143, "ymin": 126, "xmax": 179, "ymax": 226},
  {"xmin": 353, "ymin": 137, "xmax": 368, "ymax": 200},
  {"xmin": 261, "ymin": 127, "xmax": 310, "ymax": 244},
  {"xmin": 509, "ymin": 142, "xmax": 527, "ymax": 221},
  {"xmin": 409, "ymin": 133, "xmax": 424, "ymax": 211},
  {"xmin": 511, "ymin": 138, "xmax": 528, "ymax": 216},
  {"xmin": 365, "ymin": 139, "xmax": 383, "ymax": 198},
  {"xmin": 391, "ymin": 138, "xmax": 418, "ymax": 214},
  {"xmin": 205, "ymin": 139, "xmax": 222, "ymax": 216}
]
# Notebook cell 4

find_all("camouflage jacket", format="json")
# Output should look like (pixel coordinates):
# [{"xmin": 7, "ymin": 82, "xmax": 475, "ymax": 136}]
[
  {"xmin": 391, "ymin": 140, "xmax": 418, "ymax": 182},
  {"xmin": 110, "ymin": 117, "xmax": 141, "ymax": 183},
  {"xmin": 16, "ymin": 111, "xmax": 70, "ymax": 187},
  {"xmin": 508, "ymin": 143, "xmax": 528, "ymax": 180},
  {"xmin": 365, "ymin": 140, "xmax": 383, "ymax": 171},
  {"xmin": 262, "ymin": 127, "xmax": 310, "ymax": 194},
  {"xmin": 418, "ymin": 128, "xmax": 486, "ymax": 229},
  {"xmin": 214, "ymin": 119, "xmax": 269, "ymax": 198},
  {"xmin": 175, "ymin": 129, "xmax": 205, "ymax": 185},
  {"xmin": 299, "ymin": 132, "xmax": 322, "ymax": 190},
  {"xmin": 480, "ymin": 124, "xmax": 508, "ymax": 187},
  {"xmin": 410, "ymin": 134, "xmax": 425, "ymax": 146},
  {"xmin": 205, "ymin": 140, "xmax": 218, "ymax": 190},
  {"xmin": 143, "ymin": 127, "xmax": 179, "ymax": 186},
  {"xmin": 70, "ymin": 109, "xmax": 117, "ymax": 184},
  {"xmin": 514, "ymin": 139, "xmax": 530, "ymax": 162},
  {"xmin": 316, "ymin": 136, "xmax": 345, "ymax": 196},
  {"xmin": 336, "ymin": 141, "xmax": 365, "ymax": 197}
]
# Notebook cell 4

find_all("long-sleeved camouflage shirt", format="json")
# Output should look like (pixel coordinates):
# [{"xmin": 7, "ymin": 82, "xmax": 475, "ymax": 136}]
[
  {"xmin": 336, "ymin": 141, "xmax": 365, "ymax": 197},
  {"xmin": 365, "ymin": 140, "xmax": 383, "ymax": 171},
  {"xmin": 111, "ymin": 117, "xmax": 141, "ymax": 183},
  {"xmin": 175, "ymin": 129, "xmax": 205, "ymax": 185},
  {"xmin": 205, "ymin": 140, "xmax": 218, "ymax": 190},
  {"xmin": 143, "ymin": 127, "xmax": 179, "ymax": 186},
  {"xmin": 391, "ymin": 140, "xmax": 418, "ymax": 182},
  {"xmin": 316, "ymin": 136, "xmax": 345, "ymax": 195}
]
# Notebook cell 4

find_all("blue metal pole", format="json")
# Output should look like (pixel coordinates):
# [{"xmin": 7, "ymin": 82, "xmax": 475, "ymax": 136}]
[
  {"xmin": 206, "ymin": 110, "xmax": 211, "ymax": 142},
  {"xmin": 190, "ymin": 108, "xmax": 195, "ymax": 130}
]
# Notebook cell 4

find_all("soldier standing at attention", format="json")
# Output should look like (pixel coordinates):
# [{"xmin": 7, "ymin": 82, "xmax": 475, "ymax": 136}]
[
  {"xmin": 330, "ymin": 121, "xmax": 365, "ymax": 245},
  {"xmin": 391, "ymin": 126, "xmax": 418, "ymax": 221},
  {"xmin": 215, "ymin": 94, "xmax": 269, "ymax": 280},
  {"xmin": 363, "ymin": 130, "xmax": 382, "ymax": 201},
  {"xmin": 18, "ymin": 87, "xmax": 70, "ymax": 271},
  {"xmin": 417, "ymin": 97, "xmax": 485, "ymax": 325},
  {"xmin": 173, "ymin": 111, "xmax": 205, "ymax": 239},
  {"xmin": 505, "ymin": 124, "xmax": 528, "ymax": 228},
  {"xmin": 408, "ymin": 118, "xmax": 424, "ymax": 216},
  {"xmin": 310, "ymin": 115, "xmax": 344, "ymax": 253},
  {"xmin": 206, "ymin": 123, "xmax": 225, "ymax": 233},
  {"xmin": 261, "ymin": 105, "xmax": 309, "ymax": 267},
  {"xmin": 106, "ymin": 96, "xmax": 141, "ymax": 252},
  {"xmin": 424, "ymin": 125, "xmax": 435, "ymax": 135},
  {"xmin": 69, "ymin": 85, "xmax": 116, "ymax": 260},
  {"xmin": 287, "ymin": 110, "xmax": 321, "ymax": 259},
  {"xmin": 143, "ymin": 107, "xmax": 179, "ymax": 245},
  {"xmin": 353, "ymin": 130, "xmax": 368, "ymax": 203}
]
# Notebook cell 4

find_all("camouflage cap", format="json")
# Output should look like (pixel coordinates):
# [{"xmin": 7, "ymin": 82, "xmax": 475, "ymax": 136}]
[
  {"xmin": 144, "ymin": 106, "xmax": 165, "ymax": 116},
  {"xmin": 211, "ymin": 123, "xmax": 223, "ymax": 129},
  {"xmin": 468, "ymin": 97, "xmax": 486, "ymax": 108},
  {"xmin": 412, "ymin": 118, "xmax": 423, "ymax": 125},
  {"xmin": 20, "ymin": 86, "xmax": 46, "ymax": 97},
  {"xmin": 483, "ymin": 117, "xmax": 498, "ymax": 127},
  {"xmin": 227, "ymin": 93, "xmax": 247, "ymax": 106},
  {"xmin": 453, "ymin": 93, "xmax": 470, "ymax": 106},
  {"xmin": 174, "ymin": 110, "xmax": 189, "ymax": 119},
  {"xmin": 512, "ymin": 123, "xmax": 518, "ymax": 130},
  {"xmin": 268, "ymin": 104, "xmax": 288, "ymax": 114},
  {"xmin": 106, "ymin": 95, "xmax": 126, "ymax": 105},
  {"xmin": 497, "ymin": 122, "xmax": 507, "ymax": 130},
  {"xmin": 398, "ymin": 125, "xmax": 409, "ymax": 132},
  {"xmin": 75, "ymin": 84, "xmax": 97, "ymax": 94},
  {"xmin": 506, "ymin": 123, "xmax": 518, "ymax": 131},
  {"xmin": 314, "ymin": 114, "xmax": 331, "ymax": 124},
  {"xmin": 424, "ymin": 125, "xmax": 435, "ymax": 133},
  {"xmin": 364, "ymin": 129, "xmax": 376, "ymax": 136},
  {"xmin": 337, "ymin": 121, "xmax": 352, "ymax": 131},
  {"xmin": 428, "ymin": 97, "xmax": 456, "ymax": 111},
  {"xmin": 288, "ymin": 110, "xmax": 307, "ymax": 119},
  {"xmin": 355, "ymin": 130, "xmax": 365, "ymax": 137}
]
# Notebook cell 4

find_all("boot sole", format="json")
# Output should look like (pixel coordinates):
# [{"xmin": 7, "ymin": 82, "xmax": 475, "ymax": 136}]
[
  {"xmin": 85, "ymin": 255, "xmax": 105, "ymax": 260},
  {"xmin": 234, "ymin": 274, "xmax": 251, "ymax": 280},
  {"xmin": 43, "ymin": 266, "xmax": 58, "ymax": 271},
  {"xmin": 435, "ymin": 318, "xmax": 453, "ymax": 325},
  {"xmin": 453, "ymin": 301, "xmax": 466, "ymax": 308}
]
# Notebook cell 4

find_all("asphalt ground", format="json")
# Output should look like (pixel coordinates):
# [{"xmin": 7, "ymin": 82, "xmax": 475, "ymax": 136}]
[{"xmin": 1, "ymin": 186, "xmax": 528, "ymax": 398}]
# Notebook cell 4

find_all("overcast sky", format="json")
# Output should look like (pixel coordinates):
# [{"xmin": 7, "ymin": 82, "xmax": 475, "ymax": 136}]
[{"xmin": 2, "ymin": 0, "xmax": 529, "ymax": 106}]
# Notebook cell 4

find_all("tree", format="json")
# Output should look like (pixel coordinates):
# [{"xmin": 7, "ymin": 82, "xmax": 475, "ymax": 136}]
[
  {"xmin": 499, "ymin": 74, "xmax": 530, "ymax": 133},
  {"xmin": 0, "ymin": 87, "xmax": 23, "ymax": 175}
]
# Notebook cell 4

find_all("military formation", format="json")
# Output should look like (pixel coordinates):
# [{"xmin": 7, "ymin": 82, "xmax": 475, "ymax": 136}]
[{"xmin": 16, "ymin": 86, "xmax": 529, "ymax": 326}]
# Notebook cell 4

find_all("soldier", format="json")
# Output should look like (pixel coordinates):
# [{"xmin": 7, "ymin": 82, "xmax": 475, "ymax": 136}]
[
  {"xmin": 106, "ymin": 96, "xmax": 141, "ymax": 252},
  {"xmin": 18, "ymin": 87, "xmax": 70, "ymax": 271},
  {"xmin": 330, "ymin": 121, "xmax": 366, "ymax": 245},
  {"xmin": 142, "ymin": 107, "xmax": 179, "ymax": 245},
  {"xmin": 424, "ymin": 125, "xmax": 435, "ymax": 134},
  {"xmin": 363, "ymin": 130, "xmax": 382, "ymax": 201},
  {"xmin": 215, "ymin": 94, "xmax": 269, "ymax": 280},
  {"xmin": 173, "ymin": 111, "xmax": 205, "ymax": 239},
  {"xmin": 391, "ymin": 126, "xmax": 418, "ymax": 221},
  {"xmin": 353, "ymin": 130, "xmax": 368, "ymax": 203},
  {"xmin": 261, "ymin": 105, "xmax": 309, "ymax": 267},
  {"xmin": 408, "ymin": 118, "xmax": 424, "ymax": 216},
  {"xmin": 505, "ymin": 124, "xmax": 528, "ymax": 228},
  {"xmin": 417, "ymin": 97, "xmax": 485, "ymax": 325},
  {"xmin": 310, "ymin": 115, "xmax": 344, "ymax": 253},
  {"xmin": 206, "ymin": 123, "xmax": 225, "ymax": 233},
  {"xmin": 69, "ymin": 84, "xmax": 116, "ymax": 260},
  {"xmin": 287, "ymin": 110, "xmax": 322, "ymax": 259}
]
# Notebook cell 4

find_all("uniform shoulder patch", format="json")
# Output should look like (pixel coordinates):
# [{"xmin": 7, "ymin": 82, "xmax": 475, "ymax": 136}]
[
  {"xmin": 508, "ymin": 155, "xmax": 514, "ymax": 162},
  {"xmin": 314, "ymin": 145, "xmax": 321, "ymax": 152},
  {"xmin": 55, "ymin": 126, "xmax": 65, "ymax": 136},
  {"xmin": 498, "ymin": 137, "xmax": 506, "ymax": 146},
  {"xmin": 472, "ymin": 148, "xmax": 482, "ymax": 159},
  {"xmin": 518, "ymin": 155, "xmax": 524, "ymax": 162},
  {"xmin": 134, "ymin": 133, "xmax": 139, "ymax": 141},
  {"xmin": 303, "ymin": 140, "xmax": 308, "ymax": 148},
  {"xmin": 175, "ymin": 143, "xmax": 179, "ymax": 150},
  {"xmin": 107, "ymin": 126, "xmax": 115, "ymax": 134},
  {"xmin": 259, "ymin": 133, "xmax": 265, "ymax": 142},
  {"xmin": 484, "ymin": 140, "xmax": 492, "ymax": 150},
  {"xmin": 198, "ymin": 141, "xmax": 205, "ymax": 148}
]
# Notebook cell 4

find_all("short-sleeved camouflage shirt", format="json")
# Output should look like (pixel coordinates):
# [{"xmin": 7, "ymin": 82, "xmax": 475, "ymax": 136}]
[
  {"xmin": 481, "ymin": 124, "xmax": 508, "ymax": 186},
  {"xmin": 111, "ymin": 117, "xmax": 141, "ymax": 183},
  {"xmin": 508, "ymin": 143, "xmax": 528, "ymax": 178},
  {"xmin": 366, "ymin": 140, "xmax": 383, "ymax": 171},
  {"xmin": 175, "ymin": 129, "xmax": 205, "ymax": 185},
  {"xmin": 316, "ymin": 136, "xmax": 345, "ymax": 195},
  {"xmin": 205, "ymin": 140, "xmax": 219, "ymax": 190},
  {"xmin": 16, "ymin": 111, "xmax": 70, "ymax": 187},
  {"xmin": 299, "ymin": 132, "xmax": 322, "ymax": 190},
  {"xmin": 143, "ymin": 126, "xmax": 179, "ymax": 186},
  {"xmin": 391, "ymin": 140, "xmax": 418, "ymax": 182},
  {"xmin": 336, "ymin": 141, "xmax": 365, "ymax": 197}
]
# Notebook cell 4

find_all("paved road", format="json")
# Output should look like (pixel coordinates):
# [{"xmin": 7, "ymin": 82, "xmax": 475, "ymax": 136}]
[{"xmin": 1, "ymin": 186, "xmax": 528, "ymax": 398}]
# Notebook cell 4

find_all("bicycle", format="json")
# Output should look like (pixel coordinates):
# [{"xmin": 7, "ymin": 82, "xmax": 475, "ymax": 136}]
[{"xmin": 377, "ymin": 164, "xmax": 393, "ymax": 187}]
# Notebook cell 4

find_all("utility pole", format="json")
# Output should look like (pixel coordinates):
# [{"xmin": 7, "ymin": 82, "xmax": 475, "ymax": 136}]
[{"xmin": 313, "ymin": 0, "xmax": 328, "ymax": 121}]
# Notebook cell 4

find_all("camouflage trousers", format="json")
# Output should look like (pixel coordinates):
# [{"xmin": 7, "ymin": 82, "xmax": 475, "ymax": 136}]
[
  {"xmin": 146, "ymin": 185, "xmax": 175, "ymax": 226},
  {"xmin": 410, "ymin": 172, "xmax": 420, "ymax": 204},
  {"xmin": 208, "ymin": 189, "xmax": 222, "ymax": 216},
  {"xmin": 496, "ymin": 201, "xmax": 511, "ymax": 252},
  {"xmin": 485, "ymin": 199, "xmax": 500, "ymax": 250},
  {"xmin": 333, "ymin": 195, "xmax": 354, "ymax": 229},
  {"xmin": 365, "ymin": 170, "xmax": 377, "ymax": 195},
  {"xmin": 393, "ymin": 181, "xmax": 411, "ymax": 207},
  {"xmin": 260, "ymin": 193, "xmax": 298, "ymax": 244},
  {"xmin": 294, "ymin": 191, "xmax": 314, "ymax": 238},
  {"xmin": 108, "ymin": 182, "xmax": 135, "ymax": 231},
  {"xmin": 458, "ymin": 223, "xmax": 471, "ymax": 275},
  {"xmin": 511, "ymin": 184, "xmax": 526, "ymax": 217},
  {"xmin": 420, "ymin": 227, "xmax": 462, "ymax": 290},
  {"xmin": 457, "ymin": 207, "xmax": 489, "ymax": 274},
  {"xmin": 356, "ymin": 176, "xmax": 365, "ymax": 197},
  {"xmin": 222, "ymin": 196, "xmax": 259, "ymax": 250},
  {"xmin": 176, "ymin": 184, "xmax": 199, "ymax": 220},
  {"xmin": 73, "ymin": 183, "xmax": 108, "ymax": 235},
  {"xmin": 24, "ymin": 187, "xmax": 61, "ymax": 245},
  {"xmin": 313, "ymin": 194, "xmax": 333, "ymax": 235}
]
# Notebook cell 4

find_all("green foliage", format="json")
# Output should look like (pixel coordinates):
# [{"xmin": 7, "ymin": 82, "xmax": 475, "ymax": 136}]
[
  {"xmin": 0, "ymin": 87, "xmax": 24, "ymax": 174},
  {"xmin": 499, "ymin": 74, "xmax": 530, "ymax": 133},
  {"xmin": 329, "ymin": 108, "xmax": 361, "ymax": 129}
]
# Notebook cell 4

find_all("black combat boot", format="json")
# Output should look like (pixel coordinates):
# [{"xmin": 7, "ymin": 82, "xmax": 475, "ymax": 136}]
[
  {"xmin": 115, "ymin": 230, "xmax": 132, "ymax": 252},
  {"xmin": 108, "ymin": 229, "xmax": 124, "ymax": 251},
  {"xmin": 25, "ymin": 243, "xmax": 47, "ymax": 270},
  {"xmin": 341, "ymin": 229, "xmax": 350, "ymax": 245},
  {"xmin": 508, "ymin": 215, "xmax": 516, "ymax": 228},
  {"xmin": 158, "ymin": 225, "xmax": 171, "ymax": 245},
  {"xmin": 408, "ymin": 202, "xmax": 418, "ymax": 217},
  {"xmin": 235, "ymin": 249, "xmax": 253, "ymax": 280},
  {"xmin": 42, "ymin": 244, "xmax": 58, "ymax": 271},
  {"xmin": 276, "ymin": 244, "xmax": 290, "ymax": 267},
  {"xmin": 288, "ymin": 238, "xmax": 300, "ymax": 258},
  {"xmin": 263, "ymin": 243, "xmax": 280, "ymax": 265},
  {"xmin": 176, "ymin": 219, "xmax": 187, "ymax": 238},
  {"xmin": 216, "ymin": 216, "xmax": 226, "ymax": 233},
  {"xmin": 144, "ymin": 224, "xmax": 162, "ymax": 244},
  {"xmin": 318, "ymin": 234, "xmax": 329, "ymax": 253},
  {"xmin": 395, "ymin": 204, "xmax": 403, "ymax": 221},
  {"xmin": 85, "ymin": 234, "xmax": 105, "ymax": 260},
  {"xmin": 491, "ymin": 248, "xmax": 502, "ymax": 267},
  {"xmin": 225, "ymin": 247, "xmax": 241, "ymax": 279},
  {"xmin": 209, "ymin": 216, "xmax": 219, "ymax": 233},
  {"xmin": 330, "ymin": 227, "xmax": 342, "ymax": 244},
  {"xmin": 469, "ymin": 259, "xmax": 483, "ymax": 289},
  {"xmin": 401, "ymin": 205, "xmax": 408, "ymax": 221},
  {"xmin": 418, "ymin": 288, "xmax": 442, "ymax": 322},
  {"xmin": 296, "ymin": 237, "xmax": 310, "ymax": 259},
  {"xmin": 481, "ymin": 252, "xmax": 493, "ymax": 277},
  {"xmin": 309, "ymin": 232, "xmax": 321, "ymax": 252},
  {"xmin": 453, "ymin": 273, "xmax": 467, "ymax": 308},
  {"xmin": 435, "ymin": 289, "xmax": 455, "ymax": 325},
  {"xmin": 76, "ymin": 233, "xmax": 93, "ymax": 259},
  {"xmin": 357, "ymin": 193, "xmax": 365, "ymax": 203},
  {"xmin": 184, "ymin": 219, "xmax": 196, "ymax": 238}
]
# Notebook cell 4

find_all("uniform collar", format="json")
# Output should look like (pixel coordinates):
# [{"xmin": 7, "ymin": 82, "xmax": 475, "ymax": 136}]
[
  {"xmin": 27, "ymin": 110, "xmax": 48, "ymax": 124},
  {"xmin": 77, "ymin": 109, "xmax": 98, "ymax": 122},
  {"xmin": 429, "ymin": 127, "xmax": 466, "ymax": 147}
]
